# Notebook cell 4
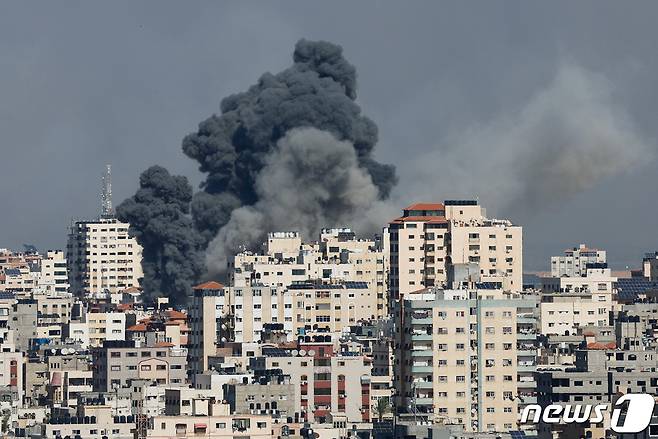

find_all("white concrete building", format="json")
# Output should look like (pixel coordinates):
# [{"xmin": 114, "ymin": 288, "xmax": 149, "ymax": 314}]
[
  {"xmin": 66, "ymin": 217, "xmax": 143, "ymax": 296},
  {"xmin": 551, "ymin": 244, "xmax": 607, "ymax": 277}
]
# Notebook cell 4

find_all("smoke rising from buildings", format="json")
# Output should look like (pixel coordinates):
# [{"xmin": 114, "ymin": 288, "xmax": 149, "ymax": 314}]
[
  {"xmin": 182, "ymin": 38, "xmax": 397, "ymax": 245},
  {"xmin": 120, "ymin": 39, "xmax": 396, "ymax": 299},
  {"xmin": 116, "ymin": 166, "xmax": 205, "ymax": 304},
  {"xmin": 406, "ymin": 64, "xmax": 652, "ymax": 214},
  {"xmin": 205, "ymin": 128, "xmax": 394, "ymax": 276}
]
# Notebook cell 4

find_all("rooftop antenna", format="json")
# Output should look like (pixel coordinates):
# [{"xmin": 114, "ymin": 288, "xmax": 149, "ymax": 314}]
[{"xmin": 101, "ymin": 164, "xmax": 114, "ymax": 218}]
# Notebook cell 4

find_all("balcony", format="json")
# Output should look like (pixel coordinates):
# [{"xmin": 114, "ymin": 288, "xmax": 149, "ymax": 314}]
[
  {"xmin": 518, "ymin": 331, "xmax": 536, "ymax": 340},
  {"xmin": 412, "ymin": 318, "xmax": 433, "ymax": 325},
  {"xmin": 411, "ymin": 365, "xmax": 433, "ymax": 374},
  {"xmin": 517, "ymin": 362, "xmax": 536, "ymax": 372},
  {"xmin": 414, "ymin": 381, "xmax": 433, "ymax": 389},
  {"xmin": 411, "ymin": 350, "xmax": 433, "ymax": 358},
  {"xmin": 415, "ymin": 397, "xmax": 433, "ymax": 406},
  {"xmin": 411, "ymin": 333, "xmax": 433, "ymax": 341}
]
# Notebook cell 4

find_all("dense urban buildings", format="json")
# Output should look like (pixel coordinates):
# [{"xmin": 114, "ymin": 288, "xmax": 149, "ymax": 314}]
[{"xmin": 3, "ymin": 198, "xmax": 658, "ymax": 438}]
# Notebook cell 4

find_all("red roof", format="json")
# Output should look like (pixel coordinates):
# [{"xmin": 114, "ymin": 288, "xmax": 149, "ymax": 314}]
[
  {"xmin": 127, "ymin": 324, "xmax": 147, "ymax": 332},
  {"xmin": 193, "ymin": 281, "xmax": 224, "ymax": 290},
  {"xmin": 587, "ymin": 342, "xmax": 616, "ymax": 350},
  {"xmin": 166, "ymin": 310, "xmax": 187, "ymax": 320},
  {"xmin": 404, "ymin": 203, "xmax": 444, "ymax": 211},
  {"xmin": 154, "ymin": 342, "xmax": 174, "ymax": 348}
]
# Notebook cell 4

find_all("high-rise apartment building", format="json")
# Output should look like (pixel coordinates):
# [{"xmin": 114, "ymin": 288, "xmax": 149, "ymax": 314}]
[
  {"xmin": 66, "ymin": 217, "xmax": 143, "ymax": 296},
  {"xmin": 188, "ymin": 281, "xmax": 228, "ymax": 378},
  {"xmin": 394, "ymin": 288, "xmax": 537, "ymax": 433},
  {"xmin": 551, "ymin": 244, "xmax": 607, "ymax": 277},
  {"xmin": 388, "ymin": 200, "xmax": 522, "ymax": 302}
]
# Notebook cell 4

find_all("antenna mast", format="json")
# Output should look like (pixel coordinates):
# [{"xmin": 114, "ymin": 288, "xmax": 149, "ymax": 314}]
[{"xmin": 101, "ymin": 164, "xmax": 114, "ymax": 218}]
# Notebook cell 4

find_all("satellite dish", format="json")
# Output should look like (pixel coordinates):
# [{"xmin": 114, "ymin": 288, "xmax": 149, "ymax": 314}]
[
  {"xmin": 307, "ymin": 350, "xmax": 315, "ymax": 357},
  {"xmin": 51, "ymin": 349, "xmax": 57, "ymax": 354},
  {"xmin": 299, "ymin": 350, "xmax": 306, "ymax": 356},
  {"xmin": 291, "ymin": 350, "xmax": 299, "ymax": 356}
]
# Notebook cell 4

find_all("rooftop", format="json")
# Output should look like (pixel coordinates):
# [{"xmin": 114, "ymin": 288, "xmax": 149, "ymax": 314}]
[{"xmin": 193, "ymin": 281, "xmax": 225, "ymax": 290}]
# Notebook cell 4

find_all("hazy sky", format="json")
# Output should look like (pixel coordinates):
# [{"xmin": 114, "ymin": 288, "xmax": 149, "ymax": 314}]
[{"xmin": 1, "ymin": 1, "xmax": 657, "ymax": 271}]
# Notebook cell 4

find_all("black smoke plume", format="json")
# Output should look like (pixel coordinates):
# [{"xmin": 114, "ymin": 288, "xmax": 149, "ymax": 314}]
[
  {"xmin": 116, "ymin": 166, "xmax": 205, "ymax": 304},
  {"xmin": 120, "ymin": 39, "xmax": 397, "ymax": 300},
  {"xmin": 183, "ymin": 39, "xmax": 397, "ymax": 244}
]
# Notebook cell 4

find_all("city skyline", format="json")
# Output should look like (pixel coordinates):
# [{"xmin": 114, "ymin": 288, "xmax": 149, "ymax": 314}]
[{"xmin": 1, "ymin": 2, "xmax": 658, "ymax": 271}]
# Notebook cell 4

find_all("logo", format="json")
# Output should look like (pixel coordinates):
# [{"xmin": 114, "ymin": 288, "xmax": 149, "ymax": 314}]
[{"xmin": 520, "ymin": 393, "xmax": 655, "ymax": 434}]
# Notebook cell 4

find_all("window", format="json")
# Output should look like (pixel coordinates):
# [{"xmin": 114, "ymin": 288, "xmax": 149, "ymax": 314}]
[{"xmin": 140, "ymin": 365, "xmax": 151, "ymax": 371}]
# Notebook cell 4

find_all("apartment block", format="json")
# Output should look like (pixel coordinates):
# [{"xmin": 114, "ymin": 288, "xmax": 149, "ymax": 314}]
[
  {"xmin": 188, "ymin": 281, "xmax": 228, "ymax": 377},
  {"xmin": 540, "ymin": 268, "xmax": 617, "ymax": 336},
  {"xmin": 230, "ymin": 281, "xmax": 378, "ymax": 343},
  {"xmin": 92, "ymin": 340, "xmax": 187, "ymax": 392},
  {"xmin": 395, "ymin": 288, "xmax": 537, "ymax": 433},
  {"xmin": 230, "ymin": 229, "xmax": 387, "ymax": 315},
  {"xmin": 388, "ymin": 200, "xmax": 522, "ymax": 304},
  {"xmin": 551, "ymin": 244, "xmax": 607, "ymax": 277},
  {"xmin": 66, "ymin": 217, "xmax": 143, "ymax": 296},
  {"xmin": 253, "ymin": 341, "xmax": 373, "ymax": 424}
]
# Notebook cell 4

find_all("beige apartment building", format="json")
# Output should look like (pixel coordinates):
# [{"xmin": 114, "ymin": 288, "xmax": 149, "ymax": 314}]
[
  {"xmin": 230, "ymin": 229, "xmax": 388, "ymax": 315},
  {"xmin": 230, "ymin": 281, "xmax": 378, "ymax": 343},
  {"xmin": 388, "ymin": 200, "xmax": 523, "ymax": 304},
  {"xmin": 66, "ymin": 217, "xmax": 143, "ymax": 296},
  {"xmin": 395, "ymin": 288, "xmax": 537, "ymax": 433}
]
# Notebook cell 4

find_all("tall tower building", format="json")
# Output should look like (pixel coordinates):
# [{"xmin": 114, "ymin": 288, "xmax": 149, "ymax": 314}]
[
  {"xmin": 66, "ymin": 166, "xmax": 143, "ymax": 297},
  {"xmin": 387, "ymin": 200, "xmax": 523, "ymax": 305},
  {"xmin": 394, "ymin": 288, "xmax": 538, "ymax": 433},
  {"xmin": 188, "ymin": 281, "xmax": 228, "ymax": 379}
]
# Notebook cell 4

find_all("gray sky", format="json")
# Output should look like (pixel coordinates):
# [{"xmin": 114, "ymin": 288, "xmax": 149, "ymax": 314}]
[{"xmin": 1, "ymin": 1, "xmax": 657, "ymax": 271}]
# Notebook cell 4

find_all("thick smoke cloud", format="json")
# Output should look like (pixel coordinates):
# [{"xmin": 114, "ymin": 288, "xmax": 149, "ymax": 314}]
[
  {"xmin": 406, "ymin": 64, "xmax": 652, "ymax": 213},
  {"xmin": 205, "ymin": 128, "xmax": 394, "ymax": 275},
  {"xmin": 182, "ymin": 39, "xmax": 396, "ymax": 244},
  {"xmin": 116, "ymin": 166, "xmax": 205, "ymax": 304},
  {"xmin": 120, "ymin": 39, "xmax": 396, "ymax": 297}
]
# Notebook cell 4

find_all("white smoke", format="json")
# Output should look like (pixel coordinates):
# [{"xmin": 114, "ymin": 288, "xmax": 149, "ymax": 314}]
[
  {"xmin": 205, "ymin": 127, "xmax": 394, "ymax": 275},
  {"xmin": 406, "ymin": 63, "xmax": 652, "ymax": 212}
]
